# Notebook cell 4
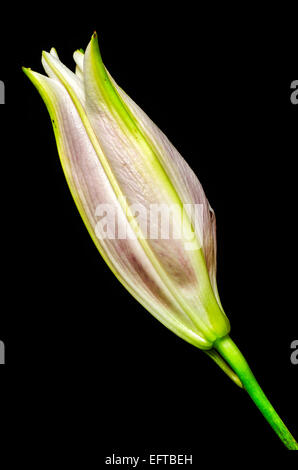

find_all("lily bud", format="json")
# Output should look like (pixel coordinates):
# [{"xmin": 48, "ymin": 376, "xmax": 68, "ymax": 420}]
[
  {"xmin": 23, "ymin": 33, "xmax": 229, "ymax": 350},
  {"xmin": 23, "ymin": 33, "xmax": 298, "ymax": 450}
]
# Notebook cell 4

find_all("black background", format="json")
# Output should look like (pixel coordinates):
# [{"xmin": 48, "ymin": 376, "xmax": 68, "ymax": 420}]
[{"xmin": 0, "ymin": 3, "xmax": 297, "ymax": 465}]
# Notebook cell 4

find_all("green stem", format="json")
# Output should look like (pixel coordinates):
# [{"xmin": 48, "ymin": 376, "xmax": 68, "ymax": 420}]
[{"xmin": 214, "ymin": 335, "xmax": 298, "ymax": 450}]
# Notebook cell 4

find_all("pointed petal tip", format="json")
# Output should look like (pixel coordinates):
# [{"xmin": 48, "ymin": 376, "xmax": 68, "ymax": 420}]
[
  {"xmin": 73, "ymin": 49, "xmax": 84, "ymax": 59},
  {"xmin": 22, "ymin": 66, "xmax": 33, "ymax": 77},
  {"xmin": 90, "ymin": 31, "xmax": 100, "ymax": 49},
  {"xmin": 74, "ymin": 48, "xmax": 84, "ymax": 57},
  {"xmin": 50, "ymin": 47, "xmax": 59, "ymax": 58},
  {"xmin": 88, "ymin": 30, "xmax": 103, "ymax": 62},
  {"xmin": 41, "ymin": 50, "xmax": 55, "ymax": 67},
  {"xmin": 22, "ymin": 67, "xmax": 46, "ymax": 89}
]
